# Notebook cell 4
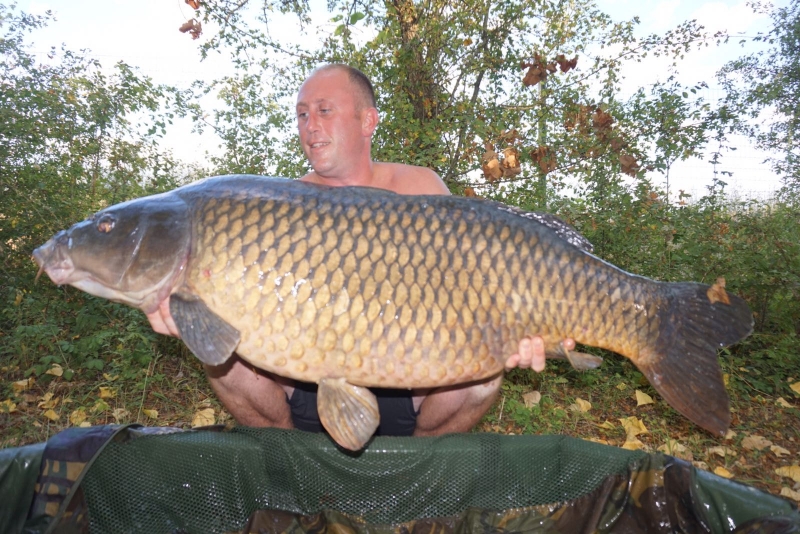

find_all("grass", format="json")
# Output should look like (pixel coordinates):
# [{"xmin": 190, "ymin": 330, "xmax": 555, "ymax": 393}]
[{"xmin": 1, "ymin": 346, "xmax": 799, "ymax": 502}]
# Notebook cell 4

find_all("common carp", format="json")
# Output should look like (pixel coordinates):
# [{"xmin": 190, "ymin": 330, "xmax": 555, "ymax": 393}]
[{"xmin": 33, "ymin": 175, "xmax": 753, "ymax": 450}]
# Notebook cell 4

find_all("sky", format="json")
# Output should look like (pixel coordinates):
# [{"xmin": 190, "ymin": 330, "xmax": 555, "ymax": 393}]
[{"xmin": 20, "ymin": 0, "xmax": 785, "ymax": 199}]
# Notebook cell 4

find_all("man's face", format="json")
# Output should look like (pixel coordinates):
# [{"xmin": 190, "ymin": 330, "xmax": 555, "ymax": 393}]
[{"xmin": 296, "ymin": 69, "xmax": 368, "ymax": 177}]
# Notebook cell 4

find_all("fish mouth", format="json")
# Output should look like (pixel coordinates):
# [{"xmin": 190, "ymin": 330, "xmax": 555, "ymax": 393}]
[{"xmin": 32, "ymin": 240, "xmax": 75, "ymax": 286}]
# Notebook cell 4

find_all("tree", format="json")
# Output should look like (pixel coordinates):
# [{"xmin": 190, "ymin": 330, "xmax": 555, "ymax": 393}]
[{"xmin": 717, "ymin": 0, "xmax": 800, "ymax": 192}]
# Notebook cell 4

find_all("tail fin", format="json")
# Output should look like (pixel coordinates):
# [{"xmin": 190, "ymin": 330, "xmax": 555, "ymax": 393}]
[{"xmin": 637, "ymin": 281, "xmax": 753, "ymax": 436}]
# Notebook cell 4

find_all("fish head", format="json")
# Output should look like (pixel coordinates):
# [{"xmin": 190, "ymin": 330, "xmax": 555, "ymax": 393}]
[{"xmin": 33, "ymin": 194, "xmax": 191, "ymax": 313}]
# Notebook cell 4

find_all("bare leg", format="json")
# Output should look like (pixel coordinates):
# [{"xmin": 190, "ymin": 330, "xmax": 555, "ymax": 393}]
[
  {"xmin": 204, "ymin": 354, "xmax": 295, "ymax": 429},
  {"xmin": 411, "ymin": 374, "xmax": 503, "ymax": 436}
]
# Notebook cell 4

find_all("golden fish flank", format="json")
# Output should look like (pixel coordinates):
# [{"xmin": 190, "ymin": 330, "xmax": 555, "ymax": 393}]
[{"xmin": 33, "ymin": 175, "xmax": 753, "ymax": 451}]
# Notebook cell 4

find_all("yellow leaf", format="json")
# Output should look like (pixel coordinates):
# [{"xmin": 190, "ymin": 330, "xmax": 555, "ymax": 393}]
[
  {"xmin": 12, "ymin": 378, "xmax": 34, "ymax": 393},
  {"xmin": 112, "ymin": 408, "xmax": 130, "ymax": 422},
  {"xmin": 723, "ymin": 373, "xmax": 730, "ymax": 386},
  {"xmin": 616, "ymin": 382, "xmax": 627, "ymax": 391},
  {"xmin": 192, "ymin": 407, "xmax": 216, "ymax": 428},
  {"xmin": 569, "ymin": 398, "xmax": 592, "ymax": 413},
  {"xmin": 102, "ymin": 373, "xmax": 119, "ymax": 382},
  {"xmin": 597, "ymin": 420, "xmax": 616, "ymax": 430},
  {"xmin": 622, "ymin": 437, "xmax": 647, "ymax": 450},
  {"xmin": 777, "ymin": 397, "xmax": 792, "ymax": 408},
  {"xmin": 770, "ymin": 445, "xmax": 791, "ymax": 458},
  {"xmin": 69, "ymin": 409, "xmax": 87, "ymax": 426},
  {"xmin": 707, "ymin": 446, "xmax": 736, "ymax": 458},
  {"xmin": 780, "ymin": 487, "xmax": 800, "ymax": 502},
  {"xmin": 522, "ymin": 390, "xmax": 541, "ymax": 408},
  {"xmin": 45, "ymin": 364, "xmax": 63, "ymax": 377},
  {"xmin": 658, "ymin": 439, "xmax": 693, "ymax": 462},
  {"xmin": 619, "ymin": 416, "xmax": 648, "ymax": 439},
  {"xmin": 790, "ymin": 381, "xmax": 800, "ymax": 396},
  {"xmin": 38, "ymin": 394, "xmax": 60, "ymax": 410},
  {"xmin": 742, "ymin": 435, "xmax": 772, "ymax": 451},
  {"xmin": 142, "ymin": 409, "xmax": 159, "ymax": 419},
  {"xmin": 713, "ymin": 466, "xmax": 734, "ymax": 479},
  {"xmin": 584, "ymin": 437, "xmax": 610, "ymax": 445},
  {"xmin": 724, "ymin": 429, "xmax": 736, "ymax": 440},
  {"xmin": 79, "ymin": 421, "xmax": 92, "ymax": 428},
  {"xmin": 38, "ymin": 392, "xmax": 53, "ymax": 403},
  {"xmin": 635, "ymin": 390, "xmax": 654, "ymax": 406},
  {"xmin": 92, "ymin": 399, "xmax": 110, "ymax": 413},
  {"xmin": 0, "ymin": 399, "xmax": 17, "ymax": 413},
  {"xmin": 43, "ymin": 409, "xmax": 59, "ymax": 421},
  {"xmin": 99, "ymin": 387, "xmax": 117, "ymax": 399},
  {"xmin": 775, "ymin": 465, "xmax": 800, "ymax": 483}
]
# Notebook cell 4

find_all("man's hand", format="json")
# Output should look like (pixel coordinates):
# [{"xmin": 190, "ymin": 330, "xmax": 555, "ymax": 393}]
[
  {"xmin": 145, "ymin": 296, "xmax": 180, "ymax": 338},
  {"xmin": 505, "ymin": 336, "xmax": 576, "ymax": 372}
]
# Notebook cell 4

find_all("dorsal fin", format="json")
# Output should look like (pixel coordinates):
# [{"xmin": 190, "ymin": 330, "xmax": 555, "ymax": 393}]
[{"xmin": 496, "ymin": 205, "xmax": 594, "ymax": 253}]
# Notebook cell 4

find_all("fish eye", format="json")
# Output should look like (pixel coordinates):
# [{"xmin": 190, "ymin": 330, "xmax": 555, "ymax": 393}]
[{"xmin": 96, "ymin": 213, "xmax": 116, "ymax": 233}]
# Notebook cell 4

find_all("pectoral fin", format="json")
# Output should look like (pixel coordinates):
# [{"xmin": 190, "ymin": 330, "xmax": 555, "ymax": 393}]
[
  {"xmin": 317, "ymin": 378, "xmax": 379, "ymax": 451},
  {"xmin": 547, "ymin": 342, "xmax": 604, "ymax": 371},
  {"xmin": 170, "ymin": 292, "xmax": 240, "ymax": 366}
]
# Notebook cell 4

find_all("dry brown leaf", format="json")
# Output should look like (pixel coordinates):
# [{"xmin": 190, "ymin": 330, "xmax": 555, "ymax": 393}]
[
  {"xmin": 635, "ymin": 390, "xmax": 654, "ymax": 406},
  {"xmin": 724, "ymin": 429, "xmax": 737, "ymax": 440},
  {"xmin": 742, "ymin": 435, "xmax": 773, "ymax": 451},
  {"xmin": 523, "ymin": 65, "xmax": 547, "ymax": 86},
  {"xmin": 780, "ymin": 487, "xmax": 800, "ymax": 502},
  {"xmin": 45, "ymin": 364, "xmax": 63, "ymax": 377},
  {"xmin": 529, "ymin": 145, "xmax": 557, "ymax": 174},
  {"xmin": 178, "ymin": 18, "xmax": 202, "ymax": 39},
  {"xmin": 42, "ymin": 409, "xmax": 59, "ymax": 422},
  {"xmin": 522, "ymin": 391, "xmax": 542, "ymax": 408},
  {"xmin": 1, "ymin": 399, "xmax": 17, "ymax": 413},
  {"xmin": 619, "ymin": 416, "xmax": 648, "ymax": 439},
  {"xmin": 556, "ymin": 54, "xmax": 578, "ymax": 73},
  {"xmin": 706, "ymin": 277, "xmax": 730, "ymax": 305},
  {"xmin": 707, "ymin": 446, "xmax": 736, "ymax": 458},
  {"xmin": 192, "ymin": 407, "xmax": 216, "ymax": 428},
  {"xmin": 775, "ymin": 465, "xmax": 800, "ymax": 483},
  {"xmin": 713, "ymin": 466, "xmax": 734, "ymax": 479},
  {"xmin": 770, "ymin": 445, "xmax": 791, "ymax": 458},
  {"xmin": 597, "ymin": 420, "xmax": 616, "ymax": 430},
  {"xmin": 619, "ymin": 154, "xmax": 640, "ymax": 177},
  {"xmin": 69, "ymin": 409, "xmax": 87, "ymax": 426},
  {"xmin": 482, "ymin": 156, "xmax": 502, "ymax": 182},
  {"xmin": 464, "ymin": 187, "xmax": 478, "ymax": 198},
  {"xmin": 112, "ymin": 408, "xmax": 130, "ymax": 423},
  {"xmin": 569, "ymin": 398, "xmax": 592, "ymax": 413},
  {"xmin": 622, "ymin": 437, "xmax": 647, "ymax": 451},
  {"xmin": 12, "ymin": 378, "xmax": 34, "ymax": 393},
  {"xmin": 185, "ymin": 0, "xmax": 200, "ymax": 9},
  {"xmin": 99, "ymin": 387, "xmax": 117, "ymax": 399},
  {"xmin": 658, "ymin": 439, "xmax": 693, "ymax": 461}
]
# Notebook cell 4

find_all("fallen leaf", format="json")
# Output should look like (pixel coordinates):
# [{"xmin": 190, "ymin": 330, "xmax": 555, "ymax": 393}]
[
  {"xmin": 522, "ymin": 391, "xmax": 542, "ymax": 408},
  {"xmin": 706, "ymin": 277, "xmax": 730, "ymax": 305},
  {"xmin": 42, "ymin": 409, "xmax": 59, "ymax": 422},
  {"xmin": 0, "ymin": 399, "xmax": 17, "ymax": 413},
  {"xmin": 597, "ymin": 420, "xmax": 616, "ymax": 430},
  {"xmin": 38, "ymin": 394, "xmax": 60, "ymax": 410},
  {"xmin": 616, "ymin": 382, "xmax": 627, "ymax": 391},
  {"xmin": 99, "ymin": 387, "xmax": 117, "ymax": 399},
  {"xmin": 112, "ymin": 408, "xmax": 130, "ymax": 422},
  {"xmin": 770, "ymin": 445, "xmax": 791, "ymax": 458},
  {"xmin": 777, "ymin": 397, "xmax": 792, "ymax": 408},
  {"xmin": 584, "ymin": 437, "xmax": 610, "ymax": 445},
  {"xmin": 79, "ymin": 421, "xmax": 92, "ymax": 428},
  {"xmin": 92, "ymin": 399, "xmax": 110, "ymax": 413},
  {"xmin": 742, "ymin": 435, "xmax": 773, "ymax": 451},
  {"xmin": 791, "ymin": 381, "xmax": 800, "ymax": 396},
  {"xmin": 102, "ymin": 373, "xmax": 119, "ymax": 382},
  {"xmin": 707, "ymin": 446, "xmax": 736, "ymax": 458},
  {"xmin": 69, "ymin": 409, "xmax": 87, "ymax": 426},
  {"xmin": 142, "ymin": 409, "xmax": 159, "ymax": 419},
  {"xmin": 45, "ymin": 364, "xmax": 63, "ymax": 377},
  {"xmin": 724, "ymin": 429, "xmax": 737, "ymax": 440},
  {"xmin": 569, "ymin": 398, "xmax": 592, "ymax": 413},
  {"xmin": 192, "ymin": 407, "xmax": 216, "ymax": 427},
  {"xmin": 713, "ymin": 466, "xmax": 734, "ymax": 479},
  {"xmin": 775, "ymin": 465, "xmax": 800, "ymax": 483},
  {"xmin": 780, "ymin": 487, "xmax": 800, "ymax": 502},
  {"xmin": 658, "ymin": 439, "xmax": 693, "ymax": 461},
  {"xmin": 635, "ymin": 390, "xmax": 654, "ymax": 406},
  {"xmin": 619, "ymin": 416, "xmax": 648, "ymax": 439},
  {"xmin": 693, "ymin": 461, "xmax": 709, "ymax": 471},
  {"xmin": 12, "ymin": 378, "xmax": 34, "ymax": 393},
  {"xmin": 622, "ymin": 437, "xmax": 647, "ymax": 451}
]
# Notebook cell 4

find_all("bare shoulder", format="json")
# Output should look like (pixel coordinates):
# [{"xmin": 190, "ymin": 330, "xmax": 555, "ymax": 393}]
[{"xmin": 376, "ymin": 162, "xmax": 450, "ymax": 195}]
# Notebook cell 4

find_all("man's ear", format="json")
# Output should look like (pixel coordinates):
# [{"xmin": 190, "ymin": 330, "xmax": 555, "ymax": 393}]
[{"xmin": 361, "ymin": 107, "xmax": 379, "ymax": 136}]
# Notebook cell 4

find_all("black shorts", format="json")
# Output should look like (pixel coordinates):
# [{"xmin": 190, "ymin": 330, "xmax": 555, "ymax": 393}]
[{"xmin": 287, "ymin": 381, "xmax": 418, "ymax": 436}]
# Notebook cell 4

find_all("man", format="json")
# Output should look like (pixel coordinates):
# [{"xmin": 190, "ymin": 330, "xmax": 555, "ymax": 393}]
[{"xmin": 147, "ymin": 64, "xmax": 576, "ymax": 437}]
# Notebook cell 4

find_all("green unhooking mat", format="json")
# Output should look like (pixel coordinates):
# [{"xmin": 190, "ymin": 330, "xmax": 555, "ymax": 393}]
[{"xmin": 1, "ymin": 425, "xmax": 798, "ymax": 533}]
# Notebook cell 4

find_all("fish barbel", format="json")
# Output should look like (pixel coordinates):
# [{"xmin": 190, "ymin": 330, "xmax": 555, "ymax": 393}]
[{"xmin": 33, "ymin": 175, "xmax": 753, "ymax": 450}]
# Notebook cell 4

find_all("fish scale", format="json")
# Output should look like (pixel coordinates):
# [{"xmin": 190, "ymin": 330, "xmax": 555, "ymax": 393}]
[{"xmin": 33, "ymin": 175, "xmax": 754, "ymax": 451}]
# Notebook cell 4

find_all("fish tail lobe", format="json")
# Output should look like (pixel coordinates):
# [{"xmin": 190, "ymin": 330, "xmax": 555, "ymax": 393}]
[{"xmin": 636, "ymin": 280, "xmax": 753, "ymax": 436}]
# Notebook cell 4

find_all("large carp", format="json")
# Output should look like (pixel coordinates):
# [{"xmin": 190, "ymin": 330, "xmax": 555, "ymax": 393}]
[{"xmin": 33, "ymin": 175, "xmax": 753, "ymax": 450}]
